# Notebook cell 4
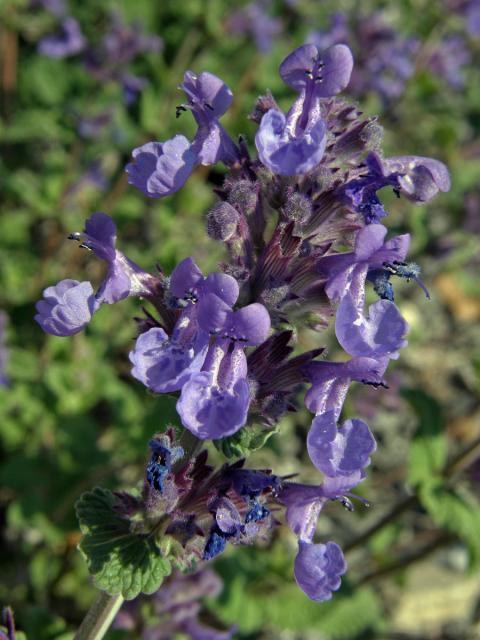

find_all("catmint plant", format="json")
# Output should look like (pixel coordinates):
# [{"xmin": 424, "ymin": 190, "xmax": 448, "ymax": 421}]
[{"xmin": 35, "ymin": 41, "xmax": 450, "ymax": 633}]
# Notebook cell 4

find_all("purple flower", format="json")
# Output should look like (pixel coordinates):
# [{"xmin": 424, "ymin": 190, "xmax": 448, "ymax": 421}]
[
  {"xmin": 279, "ymin": 43, "xmax": 353, "ymax": 97},
  {"xmin": 35, "ymin": 280, "xmax": 99, "ymax": 337},
  {"xmin": 38, "ymin": 18, "xmax": 86, "ymax": 58},
  {"xmin": 316, "ymin": 223, "xmax": 410, "ymax": 308},
  {"xmin": 130, "ymin": 259, "xmax": 239, "ymax": 395},
  {"xmin": 294, "ymin": 541, "xmax": 347, "ymax": 601},
  {"xmin": 342, "ymin": 152, "xmax": 401, "ymax": 224},
  {"xmin": 129, "ymin": 318, "xmax": 208, "ymax": 394},
  {"xmin": 307, "ymin": 410, "xmax": 376, "ymax": 477},
  {"xmin": 382, "ymin": 155, "xmax": 451, "ymax": 203},
  {"xmin": 336, "ymin": 293, "xmax": 408, "ymax": 359},
  {"xmin": 177, "ymin": 294, "xmax": 271, "ymax": 439},
  {"xmin": 255, "ymin": 44, "xmax": 353, "ymax": 176},
  {"xmin": 126, "ymin": 136, "xmax": 198, "ymax": 199},
  {"xmin": 304, "ymin": 356, "xmax": 389, "ymax": 419},
  {"xmin": 169, "ymin": 257, "xmax": 239, "ymax": 307},
  {"xmin": 176, "ymin": 344, "xmax": 250, "ymax": 440},
  {"xmin": 255, "ymin": 109, "xmax": 327, "ymax": 176},
  {"xmin": 69, "ymin": 212, "xmax": 157, "ymax": 303},
  {"xmin": 146, "ymin": 436, "xmax": 184, "ymax": 493},
  {"xmin": 178, "ymin": 71, "xmax": 239, "ymax": 165}
]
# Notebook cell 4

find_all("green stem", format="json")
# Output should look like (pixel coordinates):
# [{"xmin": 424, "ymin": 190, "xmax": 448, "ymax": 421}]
[{"xmin": 74, "ymin": 592, "xmax": 124, "ymax": 640}]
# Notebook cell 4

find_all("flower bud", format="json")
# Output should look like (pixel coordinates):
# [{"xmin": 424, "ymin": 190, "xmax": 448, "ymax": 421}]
[{"xmin": 207, "ymin": 202, "xmax": 240, "ymax": 241}]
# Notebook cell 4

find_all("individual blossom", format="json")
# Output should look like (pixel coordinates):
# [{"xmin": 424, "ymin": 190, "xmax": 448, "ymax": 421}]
[
  {"xmin": 35, "ymin": 213, "xmax": 162, "ymax": 338},
  {"xmin": 382, "ymin": 155, "xmax": 451, "ymax": 203},
  {"xmin": 38, "ymin": 17, "xmax": 86, "ymax": 58},
  {"xmin": 34, "ymin": 280, "xmax": 99, "ymax": 337},
  {"xmin": 68, "ymin": 211, "xmax": 159, "ymax": 304},
  {"xmin": 341, "ymin": 152, "xmax": 401, "ymax": 224},
  {"xmin": 255, "ymin": 43, "xmax": 353, "ymax": 176},
  {"xmin": 129, "ymin": 258, "xmax": 239, "ymax": 394},
  {"xmin": 176, "ymin": 294, "xmax": 271, "ymax": 439},
  {"xmin": 126, "ymin": 137, "xmax": 198, "ymax": 199},
  {"xmin": 178, "ymin": 71, "xmax": 239, "ymax": 165},
  {"xmin": 127, "ymin": 71, "xmax": 238, "ymax": 198},
  {"xmin": 316, "ymin": 223, "xmax": 410, "ymax": 307}
]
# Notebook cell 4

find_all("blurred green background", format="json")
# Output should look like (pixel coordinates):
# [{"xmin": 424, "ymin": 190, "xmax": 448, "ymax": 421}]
[{"xmin": 1, "ymin": 0, "xmax": 480, "ymax": 638}]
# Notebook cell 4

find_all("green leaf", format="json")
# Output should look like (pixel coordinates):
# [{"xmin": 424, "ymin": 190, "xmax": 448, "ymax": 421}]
[
  {"xmin": 403, "ymin": 389, "xmax": 447, "ymax": 487},
  {"xmin": 75, "ymin": 487, "xmax": 171, "ymax": 600},
  {"xmin": 419, "ymin": 483, "xmax": 480, "ymax": 568},
  {"xmin": 214, "ymin": 423, "xmax": 279, "ymax": 458},
  {"xmin": 212, "ymin": 573, "xmax": 383, "ymax": 637}
]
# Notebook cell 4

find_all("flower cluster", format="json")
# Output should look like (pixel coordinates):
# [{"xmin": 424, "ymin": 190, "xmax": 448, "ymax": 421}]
[
  {"xmin": 37, "ymin": 8, "xmax": 162, "ymax": 105},
  {"xmin": 36, "ymin": 43, "xmax": 450, "ymax": 601}
]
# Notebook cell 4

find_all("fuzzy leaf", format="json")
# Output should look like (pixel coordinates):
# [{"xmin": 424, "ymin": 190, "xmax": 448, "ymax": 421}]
[
  {"xmin": 75, "ymin": 487, "xmax": 171, "ymax": 600},
  {"xmin": 215, "ymin": 423, "xmax": 279, "ymax": 458}
]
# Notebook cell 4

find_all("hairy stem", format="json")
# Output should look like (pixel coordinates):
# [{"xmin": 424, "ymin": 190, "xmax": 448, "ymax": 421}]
[{"xmin": 74, "ymin": 592, "xmax": 124, "ymax": 640}]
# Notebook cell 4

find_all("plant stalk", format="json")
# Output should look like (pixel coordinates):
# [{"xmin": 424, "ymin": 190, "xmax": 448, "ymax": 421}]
[{"xmin": 74, "ymin": 592, "xmax": 124, "ymax": 640}]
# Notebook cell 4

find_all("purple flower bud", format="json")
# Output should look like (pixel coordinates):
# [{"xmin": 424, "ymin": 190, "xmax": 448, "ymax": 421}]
[
  {"xmin": 38, "ymin": 17, "xmax": 86, "ymax": 58},
  {"xmin": 35, "ymin": 280, "xmax": 99, "ymax": 336},
  {"xmin": 207, "ymin": 202, "xmax": 240, "ymax": 241},
  {"xmin": 336, "ymin": 294, "xmax": 408, "ymax": 359},
  {"xmin": 294, "ymin": 541, "xmax": 347, "ymax": 601},
  {"xmin": 126, "ymin": 137, "xmax": 197, "ymax": 199},
  {"xmin": 307, "ymin": 410, "xmax": 376, "ymax": 477}
]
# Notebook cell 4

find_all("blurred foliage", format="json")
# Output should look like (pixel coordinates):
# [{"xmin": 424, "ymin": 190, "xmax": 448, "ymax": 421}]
[{"xmin": 1, "ymin": 0, "xmax": 480, "ymax": 638}]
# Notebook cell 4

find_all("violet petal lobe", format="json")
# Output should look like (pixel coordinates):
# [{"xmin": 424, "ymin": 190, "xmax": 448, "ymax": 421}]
[
  {"xmin": 129, "ymin": 326, "xmax": 208, "ymax": 393},
  {"xmin": 294, "ymin": 541, "xmax": 347, "ymax": 601},
  {"xmin": 307, "ymin": 411, "xmax": 377, "ymax": 477},
  {"xmin": 126, "ymin": 136, "xmax": 198, "ymax": 198},
  {"xmin": 255, "ymin": 109, "xmax": 327, "ymax": 176},
  {"xmin": 176, "ymin": 372, "xmax": 250, "ymax": 440},
  {"xmin": 279, "ymin": 44, "xmax": 353, "ymax": 97},
  {"xmin": 336, "ymin": 294, "xmax": 408, "ymax": 359},
  {"xmin": 35, "ymin": 280, "xmax": 99, "ymax": 336},
  {"xmin": 181, "ymin": 71, "xmax": 233, "ymax": 119}
]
